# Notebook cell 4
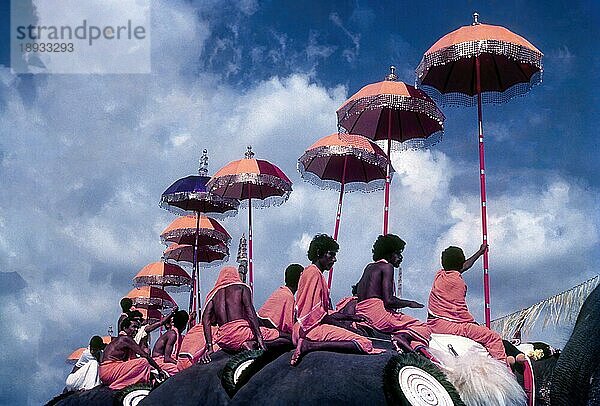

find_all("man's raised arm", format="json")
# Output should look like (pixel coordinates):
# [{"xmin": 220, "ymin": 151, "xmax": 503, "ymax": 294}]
[{"xmin": 460, "ymin": 243, "xmax": 488, "ymax": 274}]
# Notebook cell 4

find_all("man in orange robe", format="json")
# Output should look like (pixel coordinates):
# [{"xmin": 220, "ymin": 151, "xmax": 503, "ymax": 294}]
[
  {"xmin": 99, "ymin": 318, "xmax": 165, "ymax": 390},
  {"xmin": 176, "ymin": 323, "xmax": 220, "ymax": 371},
  {"xmin": 152, "ymin": 310, "xmax": 189, "ymax": 376},
  {"xmin": 199, "ymin": 266, "xmax": 288, "ymax": 363},
  {"xmin": 258, "ymin": 263, "xmax": 303, "ymax": 336},
  {"xmin": 355, "ymin": 234, "xmax": 431, "ymax": 352},
  {"xmin": 427, "ymin": 244, "xmax": 507, "ymax": 363},
  {"xmin": 291, "ymin": 234, "xmax": 384, "ymax": 366}
]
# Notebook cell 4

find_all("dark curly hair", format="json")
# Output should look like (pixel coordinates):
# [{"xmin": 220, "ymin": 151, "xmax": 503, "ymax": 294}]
[
  {"xmin": 372, "ymin": 234, "xmax": 406, "ymax": 261},
  {"xmin": 285, "ymin": 264, "xmax": 304, "ymax": 292},
  {"xmin": 307, "ymin": 234, "xmax": 339, "ymax": 262},
  {"xmin": 173, "ymin": 310, "xmax": 189, "ymax": 331},
  {"xmin": 441, "ymin": 246, "xmax": 465, "ymax": 270}
]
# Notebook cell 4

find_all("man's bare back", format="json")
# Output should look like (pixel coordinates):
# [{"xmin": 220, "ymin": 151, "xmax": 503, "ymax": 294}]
[
  {"xmin": 208, "ymin": 285, "xmax": 251, "ymax": 325},
  {"xmin": 356, "ymin": 262, "xmax": 391, "ymax": 302},
  {"xmin": 152, "ymin": 330, "xmax": 177, "ymax": 362}
]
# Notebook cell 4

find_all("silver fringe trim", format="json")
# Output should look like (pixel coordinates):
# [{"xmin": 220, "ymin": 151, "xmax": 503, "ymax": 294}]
[
  {"xmin": 159, "ymin": 191, "xmax": 239, "ymax": 219},
  {"xmin": 160, "ymin": 227, "xmax": 231, "ymax": 245},
  {"xmin": 133, "ymin": 275, "xmax": 192, "ymax": 290},
  {"xmin": 491, "ymin": 275, "xmax": 599, "ymax": 339},
  {"xmin": 374, "ymin": 131, "xmax": 443, "ymax": 152}
]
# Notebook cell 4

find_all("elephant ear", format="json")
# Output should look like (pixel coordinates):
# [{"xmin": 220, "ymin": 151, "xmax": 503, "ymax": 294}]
[{"xmin": 382, "ymin": 353, "xmax": 465, "ymax": 406}]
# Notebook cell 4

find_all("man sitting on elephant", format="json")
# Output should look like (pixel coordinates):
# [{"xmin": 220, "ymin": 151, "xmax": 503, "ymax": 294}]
[
  {"xmin": 199, "ymin": 266, "xmax": 289, "ymax": 364},
  {"xmin": 258, "ymin": 263, "xmax": 303, "ymax": 338},
  {"xmin": 427, "ymin": 244, "xmax": 508, "ymax": 364},
  {"xmin": 152, "ymin": 310, "xmax": 189, "ymax": 376},
  {"xmin": 291, "ymin": 234, "xmax": 384, "ymax": 366},
  {"xmin": 355, "ymin": 234, "xmax": 432, "ymax": 355}
]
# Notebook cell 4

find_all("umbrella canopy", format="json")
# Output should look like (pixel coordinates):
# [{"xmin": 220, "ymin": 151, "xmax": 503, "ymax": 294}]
[
  {"xmin": 137, "ymin": 306, "xmax": 163, "ymax": 324},
  {"xmin": 208, "ymin": 146, "xmax": 292, "ymax": 207},
  {"xmin": 67, "ymin": 336, "xmax": 111, "ymax": 363},
  {"xmin": 132, "ymin": 261, "xmax": 192, "ymax": 291},
  {"xmin": 208, "ymin": 146, "xmax": 292, "ymax": 293},
  {"xmin": 416, "ymin": 14, "xmax": 543, "ymax": 106},
  {"xmin": 159, "ymin": 150, "xmax": 239, "ymax": 218},
  {"xmin": 125, "ymin": 286, "xmax": 177, "ymax": 309},
  {"xmin": 298, "ymin": 133, "xmax": 390, "ymax": 193},
  {"xmin": 337, "ymin": 70, "xmax": 445, "ymax": 151},
  {"xmin": 160, "ymin": 214, "xmax": 231, "ymax": 246},
  {"xmin": 163, "ymin": 242, "xmax": 229, "ymax": 265},
  {"xmin": 298, "ymin": 132, "xmax": 390, "ymax": 289},
  {"xmin": 415, "ymin": 13, "xmax": 543, "ymax": 328}
]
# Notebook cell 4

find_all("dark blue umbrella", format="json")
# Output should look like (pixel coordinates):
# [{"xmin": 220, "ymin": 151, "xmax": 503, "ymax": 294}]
[{"xmin": 160, "ymin": 150, "xmax": 239, "ymax": 320}]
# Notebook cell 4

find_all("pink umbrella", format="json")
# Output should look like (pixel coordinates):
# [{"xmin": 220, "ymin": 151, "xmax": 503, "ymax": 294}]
[
  {"xmin": 298, "ymin": 132, "xmax": 389, "ymax": 288},
  {"xmin": 416, "ymin": 13, "xmax": 543, "ymax": 327},
  {"xmin": 337, "ymin": 67, "xmax": 445, "ymax": 234},
  {"xmin": 132, "ymin": 261, "xmax": 192, "ymax": 293},
  {"xmin": 208, "ymin": 146, "xmax": 292, "ymax": 294}
]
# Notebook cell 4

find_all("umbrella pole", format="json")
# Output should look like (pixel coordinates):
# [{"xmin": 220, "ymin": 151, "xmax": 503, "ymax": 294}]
[
  {"xmin": 383, "ymin": 109, "xmax": 392, "ymax": 235},
  {"xmin": 476, "ymin": 56, "xmax": 492, "ymax": 328},
  {"xmin": 328, "ymin": 156, "xmax": 347, "ymax": 289},
  {"xmin": 193, "ymin": 211, "xmax": 200, "ymax": 324},
  {"xmin": 248, "ymin": 190, "xmax": 254, "ymax": 295}
]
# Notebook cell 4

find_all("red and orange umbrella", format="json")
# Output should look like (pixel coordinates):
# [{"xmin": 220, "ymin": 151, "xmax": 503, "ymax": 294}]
[
  {"xmin": 416, "ymin": 13, "xmax": 543, "ymax": 327},
  {"xmin": 133, "ymin": 261, "xmax": 192, "ymax": 292},
  {"xmin": 298, "ymin": 132, "xmax": 389, "ymax": 288},
  {"xmin": 125, "ymin": 286, "xmax": 177, "ymax": 309},
  {"xmin": 66, "ymin": 336, "xmax": 112, "ymax": 363},
  {"xmin": 208, "ymin": 146, "xmax": 292, "ymax": 293},
  {"xmin": 337, "ymin": 67, "xmax": 445, "ymax": 234},
  {"xmin": 163, "ymin": 242, "xmax": 229, "ymax": 265}
]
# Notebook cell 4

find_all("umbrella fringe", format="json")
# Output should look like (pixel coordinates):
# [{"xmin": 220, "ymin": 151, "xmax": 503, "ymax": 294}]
[
  {"xmin": 297, "ymin": 165, "xmax": 387, "ymax": 194},
  {"xmin": 161, "ymin": 227, "xmax": 231, "ymax": 245},
  {"xmin": 374, "ymin": 130, "xmax": 443, "ymax": 152}
]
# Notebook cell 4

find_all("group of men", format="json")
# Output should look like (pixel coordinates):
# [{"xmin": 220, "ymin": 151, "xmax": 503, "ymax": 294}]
[{"xmin": 66, "ymin": 232, "xmax": 510, "ymax": 392}]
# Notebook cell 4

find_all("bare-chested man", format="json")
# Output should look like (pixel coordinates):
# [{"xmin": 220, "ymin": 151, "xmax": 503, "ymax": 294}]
[
  {"xmin": 290, "ymin": 234, "xmax": 384, "ymax": 366},
  {"xmin": 152, "ymin": 310, "xmax": 189, "ymax": 376},
  {"xmin": 117, "ymin": 297, "xmax": 134, "ymax": 332},
  {"xmin": 129, "ymin": 307, "xmax": 177, "ymax": 353},
  {"xmin": 99, "ymin": 318, "xmax": 165, "ymax": 390},
  {"xmin": 199, "ymin": 266, "xmax": 287, "ymax": 364},
  {"xmin": 355, "ymin": 234, "xmax": 432, "ymax": 354}
]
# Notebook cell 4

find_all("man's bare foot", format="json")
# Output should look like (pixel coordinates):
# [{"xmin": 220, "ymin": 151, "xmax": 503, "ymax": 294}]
[{"xmin": 290, "ymin": 338, "xmax": 306, "ymax": 366}]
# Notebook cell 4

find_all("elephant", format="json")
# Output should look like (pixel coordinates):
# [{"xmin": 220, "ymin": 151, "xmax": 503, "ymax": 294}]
[{"xmin": 48, "ymin": 285, "xmax": 600, "ymax": 406}]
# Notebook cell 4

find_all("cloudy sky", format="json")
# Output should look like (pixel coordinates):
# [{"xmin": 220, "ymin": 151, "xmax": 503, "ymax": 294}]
[{"xmin": 0, "ymin": 0, "xmax": 598, "ymax": 403}]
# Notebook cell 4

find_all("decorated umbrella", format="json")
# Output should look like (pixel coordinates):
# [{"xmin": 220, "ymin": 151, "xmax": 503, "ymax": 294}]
[
  {"xmin": 133, "ymin": 261, "xmax": 192, "ymax": 292},
  {"xmin": 208, "ymin": 146, "xmax": 292, "ymax": 294},
  {"xmin": 137, "ymin": 307, "xmax": 163, "ymax": 325},
  {"xmin": 337, "ymin": 67, "xmax": 445, "ymax": 234},
  {"xmin": 160, "ymin": 151, "xmax": 238, "ymax": 323},
  {"xmin": 125, "ymin": 286, "xmax": 177, "ymax": 309},
  {"xmin": 163, "ymin": 242, "xmax": 229, "ymax": 265},
  {"xmin": 160, "ymin": 214, "xmax": 230, "ymax": 313},
  {"xmin": 298, "ymin": 132, "xmax": 389, "ymax": 288},
  {"xmin": 67, "ymin": 336, "xmax": 111, "ymax": 364},
  {"xmin": 416, "ymin": 12, "xmax": 543, "ymax": 327}
]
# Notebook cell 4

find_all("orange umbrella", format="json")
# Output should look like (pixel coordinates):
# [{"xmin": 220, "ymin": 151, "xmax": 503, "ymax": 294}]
[
  {"xmin": 137, "ymin": 306, "xmax": 163, "ymax": 324},
  {"xmin": 298, "ymin": 133, "xmax": 389, "ymax": 288},
  {"xmin": 66, "ymin": 336, "xmax": 112, "ymax": 363},
  {"xmin": 160, "ymin": 214, "xmax": 230, "ymax": 247},
  {"xmin": 208, "ymin": 146, "xmax": 292, "ymax": 293},
  {"xmin": 125, "ymin": 286, "xmax": 177, "ymax": 309},
  {"xmin": 133, "ymin": 261, "xmax": 192, "ymax": 292},
  {"xmin": 337, "ymin": 67, "xmax": 445, "ymax": 234},
  {"xmin": 416, "ymin": 13, "xmax": 543, "ymax": 328}
]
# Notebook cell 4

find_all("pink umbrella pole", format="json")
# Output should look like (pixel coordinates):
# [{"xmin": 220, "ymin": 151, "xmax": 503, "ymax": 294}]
[
  {"xmin": 476, "ymin": 57, "xmax": 492, "ymax": 328},
  {"xmin": 247, "ymin": 188, "xmax": 254, "ymax": 295},
  {"xmin": 328, "ymin": 156, "xmax": 347, "ymax": 289},
  {"xmin": 383, "ymin": 110, "xmax": 392, "ymax": 235}
]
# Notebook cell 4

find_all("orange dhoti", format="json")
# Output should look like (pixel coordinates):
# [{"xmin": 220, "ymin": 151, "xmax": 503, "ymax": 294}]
[
  {"xmin": 356, "ymin": 297, "xmax": 431, "ymax": 349},
  {"xmin": 214, "ymin": 319, "xmax": 280, "ymax": 351},
  {"xmin": 177, "ymin": 324, "xmax": 221, "ymax": 371},
  {"xmin": 428, "ymin": 317, "xmax": 507, "ymax": 362},
  {"xmin": 99, "ymin": 358, "xmax": 152, "ymax": 390},
  {"xmin": 153, "ymin": 356, "xmax": 179, "ymax": 376},
  {"xmin": 292, "ymin": 322, "xmax": 383, "ymax": 354}
]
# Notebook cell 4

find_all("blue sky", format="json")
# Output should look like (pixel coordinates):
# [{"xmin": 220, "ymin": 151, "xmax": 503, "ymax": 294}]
[{"xmin": 0, "ymin": 0, "xmax": 599, "ymax": 404}]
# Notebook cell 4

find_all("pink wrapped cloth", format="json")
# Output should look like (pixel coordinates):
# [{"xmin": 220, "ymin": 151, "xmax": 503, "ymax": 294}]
[
  {"xmin": 258, "ymin": 286, "xmax": 295, "ymax": 334},
  {"xmin": 99, "ymin": 358, "xmax": 152, "ymax": 390},
  {"xmin": 356, "ymin": 298, "xmax": 431, "ymax": 349},
  {"xmin": 427, "ymin": 269, "xmax": 475, "ymax": 323},
  {"xmin": 335, "ymin": 296, "xmax": 358, "ymax": 313},
  {"xmin": 177, "ymin": 324, "xmax": 221, "ymax": 371},
  {"xmin": 213, "ymin": 319, "xmax": 280, "ymax": 351},
  {"xmin": 293, "ymin": 264, "xmax": 383, "ymax": 355},
  {"xmin": 427, "ymin": 269, "xmax": 506, "ymax": 362}
]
